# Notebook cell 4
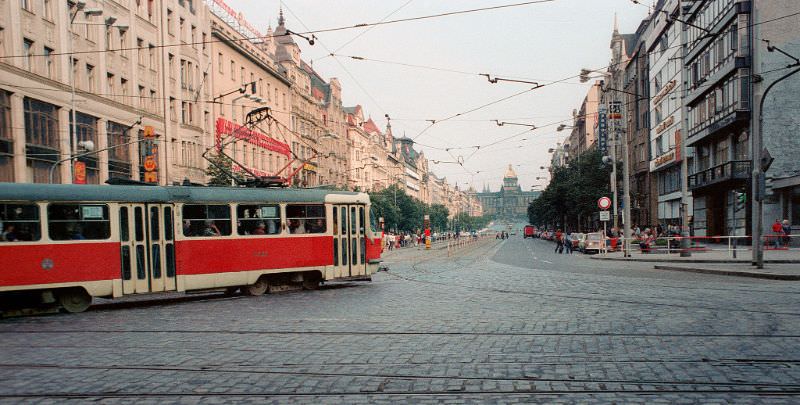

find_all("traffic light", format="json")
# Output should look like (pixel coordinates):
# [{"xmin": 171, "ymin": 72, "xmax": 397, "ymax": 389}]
[{"xmin": 734, "ymin": 190, "xmax": 746, "ymax": 211}]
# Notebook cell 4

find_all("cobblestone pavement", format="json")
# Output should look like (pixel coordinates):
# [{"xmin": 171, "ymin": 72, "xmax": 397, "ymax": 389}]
[{"xmin": 1, "ymin": 236, "xmax": 799, "ymax": 404}]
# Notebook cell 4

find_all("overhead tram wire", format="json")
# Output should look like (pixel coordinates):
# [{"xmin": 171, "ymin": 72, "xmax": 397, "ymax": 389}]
[
  {"xmin": 321, "ymin": 0, "xmax": 416, "ymax": 59},
  {"xmin": 0, "ymin": 6, "xmax": 796, "ymax": 68},
  {"xmin": 0, "ymin": 0, "xmax": 561, "ymax": 61}
]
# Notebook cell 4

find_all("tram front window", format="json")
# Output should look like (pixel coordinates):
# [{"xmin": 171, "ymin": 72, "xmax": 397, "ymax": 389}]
[
  {"xmin": 237, "ymin": 204, "xmax": 280, "ymax": 235},
  {"xmin": 47, "ymin": 204, "xmax": 110, "ymax": 240},
  {"xmin": 0, "ymin": 203, "xmax": 41, "ymax": 241}
]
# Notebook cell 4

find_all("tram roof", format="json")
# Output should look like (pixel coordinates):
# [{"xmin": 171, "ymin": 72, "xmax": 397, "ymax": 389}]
[{"xmin": 0, "ymin": 183, "xmax": 368, "ymax": 204}]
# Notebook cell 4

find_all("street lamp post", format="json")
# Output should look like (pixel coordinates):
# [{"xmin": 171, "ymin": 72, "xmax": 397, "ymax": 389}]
[{"xmin": 68, "ymin": 3, "xmax": 104, "ymax": 183}]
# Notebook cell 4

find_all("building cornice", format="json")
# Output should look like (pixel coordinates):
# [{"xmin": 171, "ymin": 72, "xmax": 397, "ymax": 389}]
[{"xmin": 211, "ymin": 26, "xmax": 292, "ymax": 87}]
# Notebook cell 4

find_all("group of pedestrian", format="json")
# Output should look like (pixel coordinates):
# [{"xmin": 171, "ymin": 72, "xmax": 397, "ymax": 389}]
[
  {"xmin": 553, "ymin": 229, "xmax": 574, "ymax": 254},
  {"xmin": 771, "ymin": 219, "xmax": 793, "ymax": 248},
  {"xmin": 496, "ymin": 231, "xmax": 509, "ymax": 239}
]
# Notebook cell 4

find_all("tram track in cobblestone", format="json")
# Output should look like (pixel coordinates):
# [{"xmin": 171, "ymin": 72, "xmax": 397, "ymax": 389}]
[
  {"xmin": 392, "ymin": 256, "xmax": 800, "ymax": 317},
  {"xmin": 1, "ymin": 362, "xmax": 800, "ymax": 392},
  {"xmin": 4, "ymin": 329, "xmax": 800, "ymax": 338},
  {"xmin": 1, "ymin": 391, "xmax": 799, "ymax": 400},
  {"xmin": 4, "ymin": 345, "xmax": 799, "ymax": 366}
]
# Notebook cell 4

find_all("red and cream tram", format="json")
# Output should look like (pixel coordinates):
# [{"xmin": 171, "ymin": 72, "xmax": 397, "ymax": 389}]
[{"xmin": 0, "ymin": 183, "xmax": 383, "ymax": 313}]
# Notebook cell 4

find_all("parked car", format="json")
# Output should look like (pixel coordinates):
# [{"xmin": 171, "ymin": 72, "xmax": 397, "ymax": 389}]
[
  {"xmin": 570, "ymin": 233, "xmax": 584, "ymax": 249},
  {"xmin": 580, "ymin": 232, "xmax": 604, "ymax": 253}
]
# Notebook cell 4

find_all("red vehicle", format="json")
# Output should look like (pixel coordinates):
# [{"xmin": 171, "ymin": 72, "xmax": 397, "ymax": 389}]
[
  {"xmin": 0, "ymin": 183, "xmax": 382, "ymax": 313},
  {"xmin": 524, "ymin": 225, "xmax": 535, "ymax": 238}
]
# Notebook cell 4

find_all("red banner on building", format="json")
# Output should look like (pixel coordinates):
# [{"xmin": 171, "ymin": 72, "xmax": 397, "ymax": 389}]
[
  {"xmin": 73, "ymin": 161, "xmax": 86, "ymax": 184},
  {"xmin": 215, "ymin": 118, "xmax": 290, "ymax": 156}
]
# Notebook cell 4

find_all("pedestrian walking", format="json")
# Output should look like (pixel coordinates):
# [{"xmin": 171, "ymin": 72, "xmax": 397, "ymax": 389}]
[
  {"xmin": 772, "ymin": 219, "xmax": 783, "ymax": 248},
  {"xmin": 564, "ymin": 232, "xmax": 573, "ymax": 254},
  {"xmin": 555, "ymin": 229, "xmax": 564, "ymax": 254},
  {"xmin": 782, "ymin": 219, "xmax": 792, "ymax": 247}
]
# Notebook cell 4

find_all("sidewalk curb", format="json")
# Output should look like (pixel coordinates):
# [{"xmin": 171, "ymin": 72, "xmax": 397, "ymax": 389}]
[
  {"xmin": 654, "ymin": 265, "xmax": 800, "ymax": 280},
  {"xmin": 590, "ymin": 256, "xmax": 800, "ymax": 264}
]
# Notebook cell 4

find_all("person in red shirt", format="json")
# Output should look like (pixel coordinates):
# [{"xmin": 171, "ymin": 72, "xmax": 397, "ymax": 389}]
[
  {"xmin": 554, "ymin": 229, "xmax": 564, "ymax": 253},
  {"xmin": 772, "ymin": 219, "xmax": 783, "ymax": 248}
]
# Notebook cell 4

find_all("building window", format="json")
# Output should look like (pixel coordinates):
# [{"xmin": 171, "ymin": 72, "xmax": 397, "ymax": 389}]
[
  {"xmin": 86, "ymin": 64, "xmax": 95, "ymax": 92},
  {"xmin": 169, "ymin": 97, "xmax": 176, "ymax": 121},
  {"xmin": 20, "ymin": 0, "xmax": 32, "ymax": 12},
  {"xmin": 106, "ymin": 73, "xmax": 115, "ymax": 96},
  {"xmin": 22, "ymin": 38, "xmax": 33, "ymax": 71},
  {"xmin": 138, "ymin": 85, "xmax": 146, "ymax": 109},
  {"xmin": 43, "ymin": 47, "xmax": 54, "ymax": 79},
  {"xmin": 149, "ymin": 44, "xmax": 156, "ymax": 68},
  {"xmin": 70, "ymin": 112, "xmax": 100, "ymax": 184},
  {"xmin": 150, "ymin": 90, "xmax": 157, "ymax": 112},
  {"xmin": 167, "ymin": 9, "xmax": 173, "ymax": 35},
  {"xmin": 190, "ymin": 25, "xmax": 196, "ymax": 48},
  {"xmin": 120, "ymin": 78, "xmax": 129, "ymax": 101},
  {"xmin": 43, "ymin": 0, "xmax": 53, "ymax": 21},
  {"xmin": 107, "ymin": 121, "xmax": 132, "ymax": 180},
  {"xmin": 218, "ymin": 52, "xmax": 224, "ymax": 72},
  {"xmin": 230, "ymin": 60, "xmax": 235, "ymax": 80},
  {"xmin": 119, "ymin": 29, "xmax": 127, "ymax": 57},
  {"xmin": 137, "ymin": 38, "xmax": 145, "ymax": 65},
  {"xmin": 23, "ymin": 98, "xmax": 59, "ymax": 183},
  {"xmin": 168, "ymin": 53, "xmax": 175, "ymax": 78},
  {"xmin": 0, "ymin": 91, "xmax": 13, "ymax": 182},
  {"xmin": 179, "ymin": 17, "xmax": 185, "ymax": 42}
]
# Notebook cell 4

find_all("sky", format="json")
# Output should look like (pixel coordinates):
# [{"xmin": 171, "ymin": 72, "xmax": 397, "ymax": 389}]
[{"xmin": 225, "ymin": 0, "xmax": 652, "ymax": 192}]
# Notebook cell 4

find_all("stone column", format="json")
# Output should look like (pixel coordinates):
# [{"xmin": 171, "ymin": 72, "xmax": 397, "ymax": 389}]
[{"xmin": 10, "ymin": 94, "xmax": 26, "ymax": 182}]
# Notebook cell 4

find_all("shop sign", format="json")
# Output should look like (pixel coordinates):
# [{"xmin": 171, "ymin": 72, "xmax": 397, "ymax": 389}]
[
  {"xmin": 652, "ymin": 80, "xmax": 677, "ymax": 105},
  {"xmin": 597, "ymin": 106, "xmax": 608, "ymax": 155},
  {"xmin": 208, "ymin": 0, "xmax": 265, "ymax": 42},
  {"xmin": 655, "ymin": 115, "xmax": 675, "ymax": 134}
]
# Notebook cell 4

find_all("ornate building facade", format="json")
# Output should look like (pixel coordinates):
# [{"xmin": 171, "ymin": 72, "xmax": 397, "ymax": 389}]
[{"xmin": 477, "ymin": 165, "xmax": 540, "ymax": 220}]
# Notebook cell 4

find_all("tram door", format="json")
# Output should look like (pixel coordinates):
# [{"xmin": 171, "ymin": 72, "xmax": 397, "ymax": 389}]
[
  {"xmin": 119, "ymin": 204, "xmax": 177, "ymax": 294},
  {"xmin": 332, "ymin": 204, "xmax": 366, "ymax": 278}
]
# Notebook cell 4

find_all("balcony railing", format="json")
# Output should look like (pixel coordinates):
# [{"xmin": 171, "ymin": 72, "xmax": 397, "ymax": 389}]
[{"xmin": 688, "ymin": 160, "xmax": 751, "ymax": 190}]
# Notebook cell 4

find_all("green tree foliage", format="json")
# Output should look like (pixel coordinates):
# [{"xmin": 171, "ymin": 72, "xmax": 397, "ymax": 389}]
[
  {"xmin": 527, "ymin": 150, "xmax": 611, "ymax": 231},
  {"xmin": 205, "ymin": 150, "xmax": 244, "ymax": 186},
  {"xmin": 369, "ymin": 185, "xmax": 489, "ymax": 234},
  {"xmin": 428, "ymin": 204, "xmax": 449, "ymax": 231}
]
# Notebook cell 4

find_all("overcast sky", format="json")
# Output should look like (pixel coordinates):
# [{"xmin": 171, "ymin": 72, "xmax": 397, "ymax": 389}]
[{"xmin": 225, "ymin": 0, "xmax": 651, "ymax": 192}]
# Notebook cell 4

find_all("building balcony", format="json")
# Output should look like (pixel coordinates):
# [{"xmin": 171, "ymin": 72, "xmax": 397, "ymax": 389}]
[{"xmin": 688, "ymin": 160, "xmax": 751, "ymax": 191}]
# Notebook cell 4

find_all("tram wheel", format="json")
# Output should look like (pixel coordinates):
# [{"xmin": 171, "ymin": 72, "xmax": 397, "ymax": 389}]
[
  {"xmin": 224, "ymin": 286, "xmax": 240, "ymax": 296},
  {"xmin": 57, "ymin": 288, "xmax": 92, "ymax": 313},
  {"xmin": 302, "ymin": 280, "xmax": 320, "ymax": 290},
  {"xmin": 243, "ymin": 279, "xmax": 268, "ymax": 296}
]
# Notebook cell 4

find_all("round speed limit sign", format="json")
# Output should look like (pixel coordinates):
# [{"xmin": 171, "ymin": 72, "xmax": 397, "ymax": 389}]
[{"xmin": 597, "ymin": 197, "xmax": 612, "ymax": 210}]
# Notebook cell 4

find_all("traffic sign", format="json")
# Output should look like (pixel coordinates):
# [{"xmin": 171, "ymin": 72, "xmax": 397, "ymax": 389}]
[
  {"xmin": 599, "ymin": 211, "xmax": 611, "ymax": 222},
  {"xmin": 597, "ymin": 196, "xmax": 612, "ymax": 210}
]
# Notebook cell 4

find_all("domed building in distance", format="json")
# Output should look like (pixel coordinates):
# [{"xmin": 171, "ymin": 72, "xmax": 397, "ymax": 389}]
[{"xmin": 477, "ymin": 165, "xmax": 540, "ymax": 220}]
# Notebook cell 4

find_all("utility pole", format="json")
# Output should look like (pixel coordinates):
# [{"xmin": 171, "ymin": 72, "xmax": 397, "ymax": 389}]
[{"xmin": 678, "ymin": 0, "xmax": 692, "ymax": 257}]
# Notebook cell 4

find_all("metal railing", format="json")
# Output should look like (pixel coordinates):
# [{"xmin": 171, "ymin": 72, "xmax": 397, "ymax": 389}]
[{"xmin": 688, "ymin": 160, "xmax": 751, "ymax": 189}]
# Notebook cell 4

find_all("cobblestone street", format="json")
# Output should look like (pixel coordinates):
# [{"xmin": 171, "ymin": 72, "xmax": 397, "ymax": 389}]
[{"xmin": 2, "ymin": 236, "xmax": 800, "ymax": 404}]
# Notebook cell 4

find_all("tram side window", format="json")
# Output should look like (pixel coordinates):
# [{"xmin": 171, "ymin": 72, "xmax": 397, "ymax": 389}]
[
  {"xmin": 47, "ymin": 204, "xmax": 110, "ymax": 240},
  {"xmin": 237, "ymin": 204, "xmax": 280, "ymax": 235},
  {"xmin": 182, "ymin": 204, "xmax": 231, "ymax": 237},
  {"xmin": 286, "ymin": 204, "xmax": 326, "ymax": 234},
  {"xmin": 0, "ymin": 204, "xmax": 41, "ymax": 241}
]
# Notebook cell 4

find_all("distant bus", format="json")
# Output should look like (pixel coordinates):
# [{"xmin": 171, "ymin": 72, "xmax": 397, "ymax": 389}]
[{"xmin": 524, "ymin": 225, "xmax": 535, "ymax": 238}]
